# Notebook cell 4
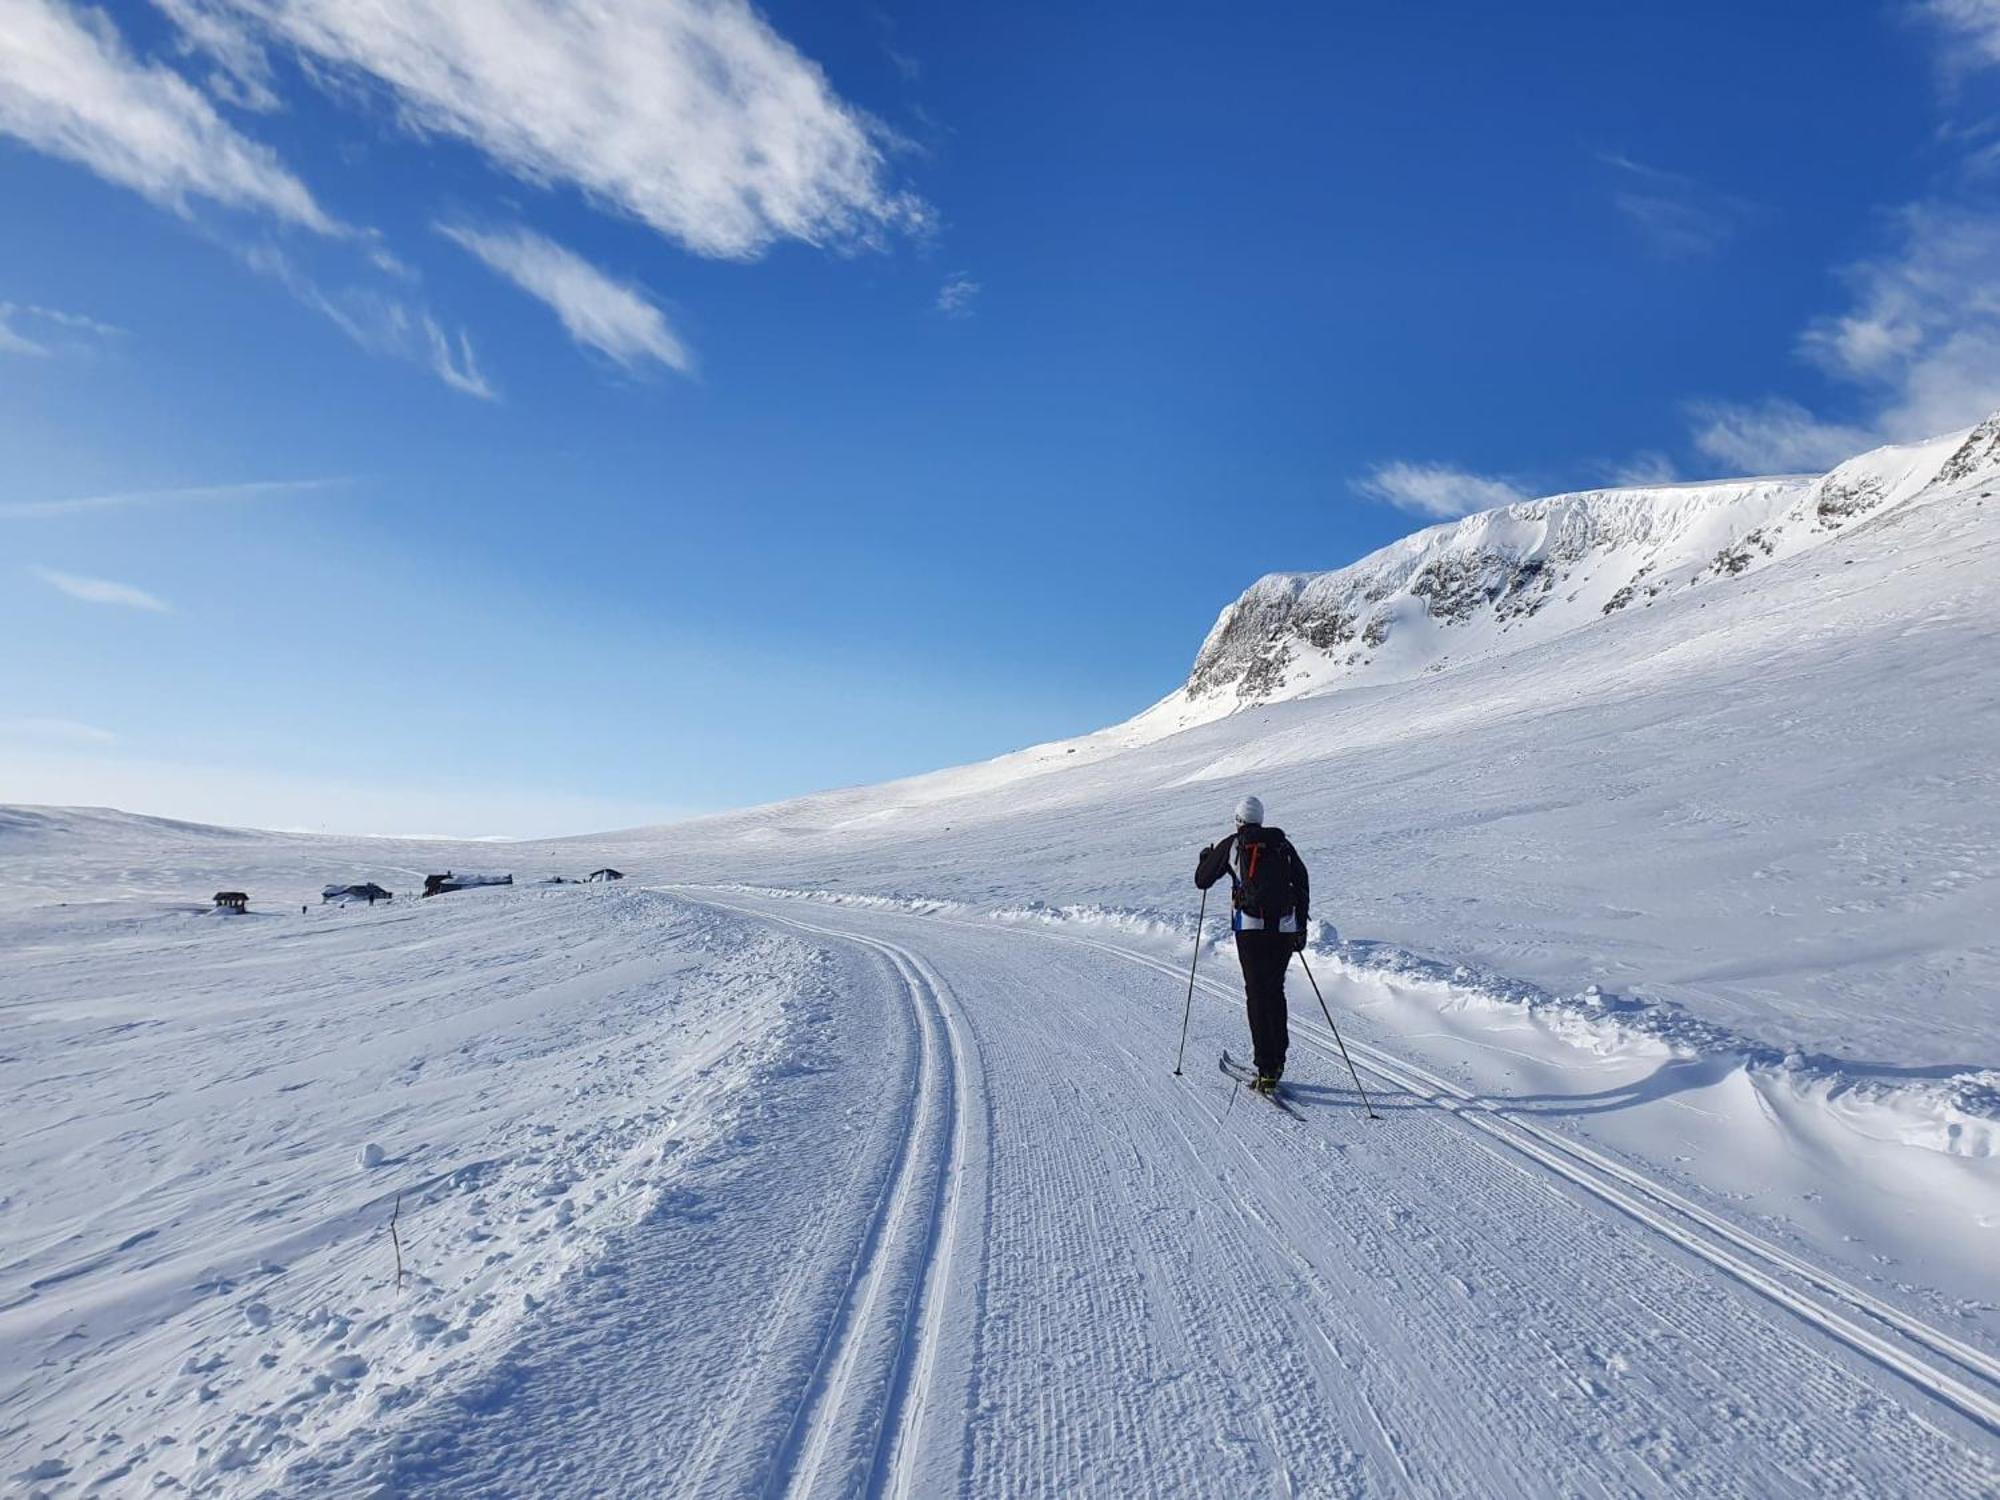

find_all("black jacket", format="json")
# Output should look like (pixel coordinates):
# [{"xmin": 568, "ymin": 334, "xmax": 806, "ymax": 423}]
[{"xmin": 1195, "ymin": 826, "xmax": 1310, "ymax": 929}]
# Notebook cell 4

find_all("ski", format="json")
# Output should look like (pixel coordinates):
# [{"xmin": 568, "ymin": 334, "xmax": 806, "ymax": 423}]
[{"xmin": 1219, "ymin": 1050, "xmax": 1303, "ymax": 1117}]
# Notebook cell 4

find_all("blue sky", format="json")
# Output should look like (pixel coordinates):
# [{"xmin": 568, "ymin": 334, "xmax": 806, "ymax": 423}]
[{"xmin": 4, "ymin": 0, "xmax": 1999, "ymax": 835}]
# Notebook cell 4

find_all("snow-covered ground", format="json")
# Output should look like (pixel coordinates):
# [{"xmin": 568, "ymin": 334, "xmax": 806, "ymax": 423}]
[
  {"xmin": 0, "ymin": 871, "xmax": 825, "ymax": 1492},
  {"xmin": 3, "ymin": 417, "xmax": 1998, "ymax": 1494},
  {"xmin": 4, "ymin": 867, "xmax": 1995, "ymax": 1495}
]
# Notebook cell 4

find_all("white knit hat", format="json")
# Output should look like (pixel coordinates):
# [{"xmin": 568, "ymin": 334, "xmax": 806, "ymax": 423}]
[{"xmin": 1234, "ymin": 795, "xmax": 1264, "ymax": 826}]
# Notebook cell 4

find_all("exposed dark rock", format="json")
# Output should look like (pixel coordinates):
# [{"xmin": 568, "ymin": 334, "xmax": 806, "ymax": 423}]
[
  {"xmin": 1816, "ymin": 473, "xmax": 1885, "ymax": 527},
  {"xmin": 1710, "ymin": 529, "xmax": 1775, "ymax": 577},
  {"xmin": 1936, "ymin": 413, "xmax": 2000, "ymax": 487}
]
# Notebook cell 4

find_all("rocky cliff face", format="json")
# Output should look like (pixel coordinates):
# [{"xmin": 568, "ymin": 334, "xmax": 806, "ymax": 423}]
[
  {"xmin": 1934, "ymin": 411, "xmax": 2000, "ymax": 488},
  {"xmin": 1157, "ymin": 414, "xmax": 1999, "ymax": 729}
]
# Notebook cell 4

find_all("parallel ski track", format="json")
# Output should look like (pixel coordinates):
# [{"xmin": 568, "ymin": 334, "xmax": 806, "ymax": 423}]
[
  {"xmin": 1071, "ymin": 930, "xmax": 2000, "ymax": 1439},
  {"xmin": 698, "ymin": 897, "xmax": 971, "ymax": 1500}
]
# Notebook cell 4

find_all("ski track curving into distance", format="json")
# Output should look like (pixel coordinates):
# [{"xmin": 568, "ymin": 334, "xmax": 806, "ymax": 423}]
[{"xmin": 692, "ymin": 897, "xmax": 976, "ymax": 1500}]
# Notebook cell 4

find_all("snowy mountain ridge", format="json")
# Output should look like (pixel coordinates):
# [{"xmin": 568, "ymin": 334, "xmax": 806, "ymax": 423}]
[{"xmin": 1141, "ymin": 412, "xmax": 2000, "ymax": 734}]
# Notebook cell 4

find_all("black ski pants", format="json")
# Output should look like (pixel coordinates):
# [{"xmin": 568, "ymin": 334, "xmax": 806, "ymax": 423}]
[{"xmin": 1235, "ymin": 929, "xmax": 1293, "ymax": 1078}]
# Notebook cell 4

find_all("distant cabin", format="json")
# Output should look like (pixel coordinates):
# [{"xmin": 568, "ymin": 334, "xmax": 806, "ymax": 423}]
[
  {"xmin": 213, "ymin": 891, "xmax": 249, "ymax": 913},
  {"xmin": 323, "ymin": 882, "xmax": 393, "ymax": 905},
  {"xmin": 423, "ymin": 871, "xmax": 514, "ymax": 898},
  {"xmin": 587, "ymin": 868, "xmax": 625, "ymax": 882}
]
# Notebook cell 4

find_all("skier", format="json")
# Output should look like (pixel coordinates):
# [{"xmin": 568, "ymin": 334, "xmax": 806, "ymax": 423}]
[{"xmin": 1195, "ymin": 795, "xmax": 1310, "ymax": 1092}]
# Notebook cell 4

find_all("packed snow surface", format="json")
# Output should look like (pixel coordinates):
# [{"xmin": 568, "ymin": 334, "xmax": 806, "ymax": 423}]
[{"xmin": 3, "ymin": 417, "xmax": 1998, "ymax": 1494}]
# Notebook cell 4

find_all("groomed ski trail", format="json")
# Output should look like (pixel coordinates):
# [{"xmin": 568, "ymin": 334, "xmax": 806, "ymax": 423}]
[
  {"xmin": 682, "ymin": 890, "xmax": 1999, "ymax": 1499},
  {"xmin": 1088, "ymin": 931, "xmax": 2000, "ymax": 1434}
]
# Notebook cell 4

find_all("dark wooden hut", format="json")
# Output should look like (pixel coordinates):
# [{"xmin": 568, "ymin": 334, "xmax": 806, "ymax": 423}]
[
  {"xmin": 323, "ymin": 883, "xmax": 393, "ymax": 905},
  {"xmin": 423, "ymin": 871, "xmax": 513, "ymax": 897}
]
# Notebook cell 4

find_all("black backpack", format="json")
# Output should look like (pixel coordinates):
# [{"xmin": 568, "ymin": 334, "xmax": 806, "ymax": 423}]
[{"xmin": 1232, "ymin": 827, "xmax": 1299, "ymax": 924}]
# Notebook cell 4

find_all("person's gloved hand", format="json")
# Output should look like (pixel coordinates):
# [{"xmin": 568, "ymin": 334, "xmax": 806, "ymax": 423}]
[
  {"xmin": 1290, "ymin": 928, "xmax": 1309, "ymax": 953},
  {"xmin": 1200, "ymin": 844, "xmax": 1213, "ymax": 861}
]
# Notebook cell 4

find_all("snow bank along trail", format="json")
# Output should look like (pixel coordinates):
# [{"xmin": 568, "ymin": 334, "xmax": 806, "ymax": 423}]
[{"xmin": 0, "ymin": 887, "xmax": 815, "ymax": 1494}]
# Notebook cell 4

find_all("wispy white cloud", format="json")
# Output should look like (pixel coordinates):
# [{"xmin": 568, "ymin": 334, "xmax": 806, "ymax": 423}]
[
  {"xmin": 240, "ymin": 240, "xmax": 496, "ymax": 398},
  {"xmin": 935, "ymin": 273, "xmax": 979, "ymax": 318},
  {"xmin": 1799, "ymin": 200, "xmax": 2000, "ymax": 438},
  {"xmin": 0, "ymin": 317, "xmax": 47, "ymax": 355},
  {"xmin": 1686, "ymin": 398, "xmax": 1872, "ymax": 473},
  {"xmin": 13, "ymin": 301, "xmax": 123, "ymax": 337},
  {"xmin": 151, "ymin": 0, "xmax": 281, "ymax": 110},
  {"xmin": 1608, "ymin": 451, "xmax": 1680, "ymax": 487},
  {"xmin": 0, "ymin": 715, "xmax": 117, "ymax": 744},
  {"xmin": 1669, "ymin": 6, "xmax": 2000, "ymax": 477},
  {"xmin": 1921, "ymin": 0, "xmax": 2000, "ymax": 69},
  {"xmin": 439, "ymin": 223, "xmax": 692, "ymax": 374},
  {"xmin": 157, "ymin": 0, "xmax": 925, "ymax": 259},
  {"xmin": 1354, "ymin": 462, "xmax": 1528, "ymax": 520},
  {"xmin": 872, "ymin": 8, "xmax": 921, "ymax": 83},
  {"xmin": 33, "ymin": 564, "xmax": 172, "ymax": 611},
  {"xmin": 1598, "ymin": 152, "xmax": 1749, "ymax": 259},
  {"xmin": 0, "ymin": 0, "xmax": 335, "ymax": 230},
  {"xmin": 0, "ymin": 299, "xmax": 125, "ymax": 356},
  {"xmin": 421, "ymin": 314, "xmax": 496, "ymax": 398},
  {"xmin": 1687, "ymin": 200, "xmax": 2000, "ymax": 471},
  {"xmin": 8, "ymin": 1, "xmax": 916, "ymax": 395},
  {"xmin": 0, "ymin": 475, "xmax": 339, "ymax": 519},
  {"xmin": 1611, "ymin": 192, "xmax": 1735, "ymax": 258},
  {"xmin": 0, "ymin": 4, "xmax": 492, "ymax": 394}
]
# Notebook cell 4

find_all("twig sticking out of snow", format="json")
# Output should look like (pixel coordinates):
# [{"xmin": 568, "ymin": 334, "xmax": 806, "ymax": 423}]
[{"xmin": 389, "ymin": 1191, "xmax": 405, "ymax": 1294}]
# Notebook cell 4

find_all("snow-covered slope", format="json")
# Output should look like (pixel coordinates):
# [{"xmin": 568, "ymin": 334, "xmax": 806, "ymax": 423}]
[
  {"xmin": 561, "ymin": 410, "xmax": 2000, "ymax": 1066},
  {"xmin": 1133, "ymin": 421, "xmax": 1983, "ymax": 736}
]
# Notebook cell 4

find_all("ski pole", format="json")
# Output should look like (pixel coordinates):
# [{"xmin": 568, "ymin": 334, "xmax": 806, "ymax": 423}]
[
  {"xmin": 1297, "ymin": 953, "xmax": 1381, "ymax": 1119},
  {"xmin": 1172, "ymin": 885, "xmax": 1208, "ymax": 1075}
]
